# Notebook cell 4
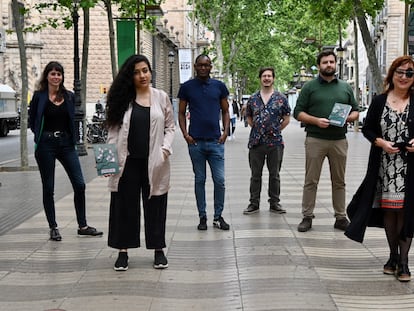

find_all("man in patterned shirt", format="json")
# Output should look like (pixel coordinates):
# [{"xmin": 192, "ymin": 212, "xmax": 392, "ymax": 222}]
[{"xmin": 243, "ymin": 67, "xmax": 291, "ymax": 215}]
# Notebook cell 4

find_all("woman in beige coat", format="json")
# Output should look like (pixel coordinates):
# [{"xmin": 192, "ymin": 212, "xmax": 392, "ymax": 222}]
[{"xmin": 105, "ymin": 54, "xmax": 175, "ymax": 271}]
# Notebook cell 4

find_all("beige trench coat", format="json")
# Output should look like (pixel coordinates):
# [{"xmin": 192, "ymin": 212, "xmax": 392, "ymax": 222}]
[{"xmin": 106, "ymin": 87, "xmax": 175, "ymax": 197}]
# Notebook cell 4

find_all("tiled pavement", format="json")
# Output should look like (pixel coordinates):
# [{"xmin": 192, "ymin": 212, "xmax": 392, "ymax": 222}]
[{"xmin": 1, "ymin": 119, "xmax": 414, "ymax": 310}]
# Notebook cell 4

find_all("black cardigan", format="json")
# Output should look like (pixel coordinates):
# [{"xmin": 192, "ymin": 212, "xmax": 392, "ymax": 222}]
[{"xmin": 345, "ymin": 93, "xmax": 414, "ymax": 243}]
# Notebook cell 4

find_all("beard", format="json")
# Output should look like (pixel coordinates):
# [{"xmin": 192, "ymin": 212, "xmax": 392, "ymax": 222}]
[{"xmin": 320, "ymin": 67, "xmax": 336, "ymax": 77}]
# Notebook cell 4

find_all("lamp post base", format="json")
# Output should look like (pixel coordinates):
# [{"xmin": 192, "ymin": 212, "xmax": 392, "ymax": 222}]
[{"xmin": 74, "ymin": 112, "xmax": 87, "ymax": 156}]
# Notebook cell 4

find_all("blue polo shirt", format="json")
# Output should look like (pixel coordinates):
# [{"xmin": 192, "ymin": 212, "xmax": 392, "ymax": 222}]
[{"xmin": 178, "ymin": 77, "xmax": 229, "ymax": 139}]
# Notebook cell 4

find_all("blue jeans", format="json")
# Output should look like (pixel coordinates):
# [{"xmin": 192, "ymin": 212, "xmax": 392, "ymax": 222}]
[
  {"xmin": 35, "ymin": 132, "xmax": 87, "ymax": 229},
  {"xmin": 188, "ymin": 140, "xmax": 225, "ymax": 219}
]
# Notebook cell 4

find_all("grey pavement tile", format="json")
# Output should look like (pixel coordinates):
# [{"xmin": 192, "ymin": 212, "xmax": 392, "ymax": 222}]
[{"xmin": 2, "ymin": 120, "xmax": 414, "ymax": 310}]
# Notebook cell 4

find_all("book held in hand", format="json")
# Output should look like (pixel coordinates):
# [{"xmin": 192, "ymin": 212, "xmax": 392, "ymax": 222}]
[
  {"xmin": 92, "ymin": 144, "xmax": 120, "ymax": 176},
  {"xmin": 328, "ymin": 103, "xmax": 352, "ymax": 127}
]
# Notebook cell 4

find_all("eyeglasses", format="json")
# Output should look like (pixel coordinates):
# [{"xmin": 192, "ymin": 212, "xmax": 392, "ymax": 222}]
[
  {"xmin": 394, "ymin": 69, "xmax": 414, "ymax": 78},
  {"xmin": 195, "ymin": 64, "xmax": 211, "ymax": 68}
]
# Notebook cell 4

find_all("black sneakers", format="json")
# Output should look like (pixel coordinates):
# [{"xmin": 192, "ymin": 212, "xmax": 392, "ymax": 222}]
[
  {"xmin": 243, "ymin": 205, "xmax": 259, "ymax": 215},
  {"xmin": 213, "ymin": 216, "xmax": 230, "ymax": 230},
  {"xmin": 153, "ymin": 250, "xmax": 168, "ymax": 269},
  {"xmin": 198, "ymin": 216, "xmax": 207, "ymax": 230},
  {"xmin": 114, "ymin": 252, "xmax": 128, "ymax": 271},
  {"xmin": 50, "ymin": 226, "xmax": 102, "ymax": 241},
  {"xmin": 269, "ymin": 205, "xmax": 286, "ymax": 214},
  {"xmin": 77, "ymin": 226, "xmax": 103, "ymax": 237},
  {"xmin": 50, "ymin": 228, "xmax": 62, "ymax": 241}
]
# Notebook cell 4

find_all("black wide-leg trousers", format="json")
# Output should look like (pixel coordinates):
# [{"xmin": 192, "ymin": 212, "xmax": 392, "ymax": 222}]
[{"xmin": 108, "ymin": 157, "xmax": 167, "ymax": 250}]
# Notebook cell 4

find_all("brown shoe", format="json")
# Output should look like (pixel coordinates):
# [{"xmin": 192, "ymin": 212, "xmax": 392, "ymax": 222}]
[
  {"xmin": 298, "ymin": 217, "xmax": 312, "ymax": 232},
  {"xmin": 397, "ymin": 264, "xmax": 411, "ymax": 282},
  {"xmin": 383, "ymin": 254, "xmax": 399, "ymax": 275},
  {"xmin": 334, "ymin": 218, "xmax": 350, "ymax": 231}
]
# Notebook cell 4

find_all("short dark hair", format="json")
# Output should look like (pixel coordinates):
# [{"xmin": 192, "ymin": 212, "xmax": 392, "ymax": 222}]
[
  {"xmin": 258, "ymin": 67, "xmax": 275, "ymax": 78},
  {"xmin": 316, "ymin": 50, "xmax": 337, "ymax": 65},
  {"xmin": 383, "ymin": 55, "xmax": 414, "ymax": 96},
  {"xmin": 195, "ymin": 54, "xmax": 211, "ymax": 64}
]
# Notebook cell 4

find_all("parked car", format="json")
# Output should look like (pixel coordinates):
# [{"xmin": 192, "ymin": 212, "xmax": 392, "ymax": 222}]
[{"xmin": 358, "ymin": 105, "xmax": 368, "ymax": 127}]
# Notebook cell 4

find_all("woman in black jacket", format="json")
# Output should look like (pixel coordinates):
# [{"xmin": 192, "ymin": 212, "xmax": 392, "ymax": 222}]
[
  {"xmin": 345, "ymin": 56, "xmax": 414, "ymax": 282},
  {"xmin": 29, "ymin": 61, "xmax": 102, "ymax": 241}
]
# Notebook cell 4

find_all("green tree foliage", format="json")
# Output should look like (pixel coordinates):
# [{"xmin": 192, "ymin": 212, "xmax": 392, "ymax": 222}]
[
  {"xmin": 191, "ymin": 0, "xmax": 339, "ymax": 93},
  {"xmin": 191, "ymin": 0, "xmax": 413, "ymax": 94}
]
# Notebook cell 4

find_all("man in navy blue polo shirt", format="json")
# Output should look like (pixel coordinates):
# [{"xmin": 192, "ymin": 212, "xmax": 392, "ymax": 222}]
[{"xmin": 178, "ymin": 54, "xmax": 230, "ymax": 231}]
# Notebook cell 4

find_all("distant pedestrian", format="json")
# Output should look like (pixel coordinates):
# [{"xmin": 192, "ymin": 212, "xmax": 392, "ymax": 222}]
[
  {"xmin": 346, "ymin": 56, "xmax": 414, "ymax": 282},
  {"xmin": 227, "ymin": 99, "xmax": 236, "ymax": 140},
  {"xmin": 178, "ymin": 54, "xmax": 231, "ymax": 231},
  {"xmin": 29, "ymin": 61, "xmax": 103, "ymax": 241},
  {"xmin": 243, "ymin": 67, "xmax": 290, "ymax": 215},
  {"xmin": 293, "ymin": 50, "xmax": 359, "ymax": 232},
  {"xmin": 105, "ymin": 54, "xmax": 175, "ymax": 271},
  {"xmin": 232, "ymin": 99, "xmax": 240, "ymax": 119}
]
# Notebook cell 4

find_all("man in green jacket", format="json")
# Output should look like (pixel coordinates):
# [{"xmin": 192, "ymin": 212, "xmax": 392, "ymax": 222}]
[{"xmin": 293, "ymin": 50, "xmax": 359, "ymax": 232}]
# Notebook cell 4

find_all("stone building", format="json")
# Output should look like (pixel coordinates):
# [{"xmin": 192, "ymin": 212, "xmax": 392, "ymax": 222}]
[
  {"xmin": 0, "ymin": 0, "xmax": 207, "ymax": 110},
  {"xmin": 342, "ymin": 0, "xmax": 407, "ymax": 106}
]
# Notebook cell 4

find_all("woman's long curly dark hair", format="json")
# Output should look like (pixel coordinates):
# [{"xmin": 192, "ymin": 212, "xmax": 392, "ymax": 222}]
[
  {"xmin": 106, "ymin": 54, "xmax": 152, "ymax": 127},
  {"xmin": 37, "ymin": 61, "xmax": 67, "ymax": 102}
]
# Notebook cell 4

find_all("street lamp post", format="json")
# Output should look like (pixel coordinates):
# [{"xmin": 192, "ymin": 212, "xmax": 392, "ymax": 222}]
[
  {"xmin": 337, "ymin": 23, "xmax": 345, "ymax": 80},
  {"xmin": 168, "ymin": 50, "xmax": 175, "ymax": 103},
  {"xmin": 136, "ymin": 0, "xmax": 164, "ymax": 53},
  {"xmin": 337, "ymin": 47, "xmax": 345, "ymax": 80},
  {"xmin": 72, "ymin": 0, "xmax": 87, "ymax": 156}
]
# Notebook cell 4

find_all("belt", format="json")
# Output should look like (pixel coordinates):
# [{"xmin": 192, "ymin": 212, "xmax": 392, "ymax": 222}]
[{"xmin": 43, "ymin": 131, "xmax": 67, "ymax": 138}]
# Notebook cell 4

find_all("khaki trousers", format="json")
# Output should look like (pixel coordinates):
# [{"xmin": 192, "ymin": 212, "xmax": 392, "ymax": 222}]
[{"xmin": 301, "ymin": 136, "xmax": 348, "ymax": 219}]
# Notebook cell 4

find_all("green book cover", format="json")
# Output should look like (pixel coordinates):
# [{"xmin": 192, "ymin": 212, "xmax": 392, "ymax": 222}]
[
  {"xmin": 92, "ymin": 144, "xmax": 120, "ymax": 176},
  {"xmin": 329, "ymin": 103, "xmax": 352, "ymax": 127}
]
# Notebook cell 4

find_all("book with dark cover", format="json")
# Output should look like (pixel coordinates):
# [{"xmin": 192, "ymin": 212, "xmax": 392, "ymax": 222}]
[
  {"xmin": 328, "ymin": 103, "xmax": 352, "ymax": 127},
  {"xmin": 92, "ymin": 144, "xmax": 119, "ymax": 176}
]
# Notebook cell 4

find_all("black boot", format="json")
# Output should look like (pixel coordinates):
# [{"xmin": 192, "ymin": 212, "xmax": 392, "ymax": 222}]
[{"xmin": 383, "ymin": 253, "xmax": 399, "ymax": 275}]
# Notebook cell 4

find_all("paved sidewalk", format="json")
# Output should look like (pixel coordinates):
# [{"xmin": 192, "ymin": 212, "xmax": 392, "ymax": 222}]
[{"xmin": 0, "ymin": 120, "xmax": 414, "ymax": 310}]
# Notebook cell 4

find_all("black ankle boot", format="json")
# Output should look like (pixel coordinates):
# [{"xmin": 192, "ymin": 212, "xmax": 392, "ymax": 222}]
[
  {"xmin": 383, "ymin": 253, "xmax": 399, "ymax": 275},
  {"xmin": 397, "ymin": 263, "xmax": 411, "ymax": 282}
]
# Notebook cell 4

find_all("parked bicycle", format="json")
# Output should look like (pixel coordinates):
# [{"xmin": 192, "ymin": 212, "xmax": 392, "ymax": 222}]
[{"xmin": 86, "ymin": 102, "xmax": 107, "ymax": 144}]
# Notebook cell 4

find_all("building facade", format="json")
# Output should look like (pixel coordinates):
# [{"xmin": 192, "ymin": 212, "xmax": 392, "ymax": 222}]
[
  {"xmin": 342, "ymin": 0, "xmax": 406, "ymax": 107},
  {"xmin": 0, "ymin": 1, "xmax": 207, "ymax": 111}
]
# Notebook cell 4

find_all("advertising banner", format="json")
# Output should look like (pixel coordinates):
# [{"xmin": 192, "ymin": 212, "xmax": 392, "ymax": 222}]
[
  {"xmin": 178, "ymin": 49, "xmax": 193, "ymax": 83},
  {"xmin": 116, "ymin": 20, "xmax": 135, "ymax": 68}
]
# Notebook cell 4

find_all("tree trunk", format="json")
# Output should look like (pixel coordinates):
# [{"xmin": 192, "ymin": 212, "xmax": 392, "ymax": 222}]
[
  {"xmin": 11, "ymin": 0, "xmax": 28, "ymax": 168},
  {"xmin": 355, "ymin": 0, "xmax": 383, "ymax": 94},
  {"xmin": 353, "ymin": 17, "xmax": 360, "ymax": 132},
  {"xmin": 104, "ymin": 0, "xmax": 117, "ymax": 79},
  {"xmin": 81, "ymin": 7, "xmax": 89, "ymax": 112}
]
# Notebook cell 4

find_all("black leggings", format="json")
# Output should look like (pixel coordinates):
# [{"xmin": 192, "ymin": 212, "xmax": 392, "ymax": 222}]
[{"xmin": 383, "ymin": 209, "xmax": 412, "ymax": 264}]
